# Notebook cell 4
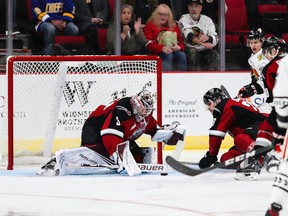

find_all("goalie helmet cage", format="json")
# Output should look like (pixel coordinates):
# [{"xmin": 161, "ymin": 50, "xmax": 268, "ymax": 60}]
[{"xmin": 4, "ymin": 55, "xmax": 162, "ymax": 170}]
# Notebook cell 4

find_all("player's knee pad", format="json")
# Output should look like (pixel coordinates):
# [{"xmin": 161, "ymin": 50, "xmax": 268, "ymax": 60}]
[{"xmin": 256, "ymin": 119, "xmax": 273, "ymax": 147}]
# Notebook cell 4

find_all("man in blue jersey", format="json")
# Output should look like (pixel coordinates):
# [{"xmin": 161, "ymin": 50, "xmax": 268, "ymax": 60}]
[{"xmin": 32, "ymin": 0, "xmax": 79, "ymax": 54}]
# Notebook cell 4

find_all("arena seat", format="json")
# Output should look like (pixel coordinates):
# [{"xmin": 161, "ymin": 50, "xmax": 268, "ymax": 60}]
[
  {"xmin": 225, "ymin": 0, "xmax": 250, "ymax": 67},
  {"xmin": 257, "ymin": 4, "xmax": 288, "ymax": 36},
  {"xmin": 96, "ymin": 28, "xmax": 108, "ymax": 54}
]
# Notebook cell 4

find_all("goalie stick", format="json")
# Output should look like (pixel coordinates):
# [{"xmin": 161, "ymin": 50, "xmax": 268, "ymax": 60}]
[{"xmin": 165, "ymin": 145, "xmax": 273, "ymax": 176}]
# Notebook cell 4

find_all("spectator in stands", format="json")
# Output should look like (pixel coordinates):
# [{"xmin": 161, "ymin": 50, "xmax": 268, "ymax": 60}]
[
  {"xmin": 178, "ymin": 0, "xmax": 219, "ymax": 70},
  {"xmin": 201, "ymin": 0, "xmax": 227, "ymax": 25},
  {"xmin": 143, "ymin": 4, "xmax": 187, "ymax": 71},
  {"xmin": 106, "ymin": 3, "xmax": 149, "ymax": 55},
  {"xmin": 32, "ymin": 0, "xmax": 79, "ymax": 55},
  {"xmin": 121, "ymin": 0, "xmax": 158, "ymax": 25},
  {"xmin": 73, "ymin": 0, "xmax": 109, "ymax": 54},
  {"xmin": 158, "ymin": 0, "xmax": 227, "ymax": 23},
  {"xmin": 159, "ymin": 0, "xmax": 188, "ymax": 21}
]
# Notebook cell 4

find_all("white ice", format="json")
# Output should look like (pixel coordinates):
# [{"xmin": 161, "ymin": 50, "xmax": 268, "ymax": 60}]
[{"xmin": 0, "ymin": 150, "xmax": 287, "ymax": 216}]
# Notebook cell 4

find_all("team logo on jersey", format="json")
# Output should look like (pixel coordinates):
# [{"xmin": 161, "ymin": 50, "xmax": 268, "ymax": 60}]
[
  {"xmin": 189, "ymin": 27, "xmax": 203, "ymax": 45},
  {"xmin": 257, "ymin": 54, "xmax": 265, "ymax": 61}
]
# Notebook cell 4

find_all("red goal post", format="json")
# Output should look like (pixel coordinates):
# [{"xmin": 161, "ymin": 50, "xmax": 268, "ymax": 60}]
[{"xmin": 2, "ymin": 55, "xmax": 162, "ymax": 170}]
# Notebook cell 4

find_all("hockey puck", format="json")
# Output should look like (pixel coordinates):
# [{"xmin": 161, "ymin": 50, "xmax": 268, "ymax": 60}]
[{"xmin": 161, "ymin": 173, "xmax": 168, "ymax": 176}]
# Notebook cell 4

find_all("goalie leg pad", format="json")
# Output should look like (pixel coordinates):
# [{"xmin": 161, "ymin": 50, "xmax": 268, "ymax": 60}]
[
  {"xmin": 55, "ymin": 147, "xmax": 115, "ymax": 176},
  {"xmin": 116, "ymin": 141, "xmax": 142, "ymax": 176}
]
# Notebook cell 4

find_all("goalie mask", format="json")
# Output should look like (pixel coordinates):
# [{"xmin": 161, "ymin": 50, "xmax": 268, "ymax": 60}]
[
  {"xmin": 262, "ymin": 36, "xmax": 287, "ymax": 59},
  {"xmin": 130, "ymin": 90, "xmax": 154, "ymax": 122},
  {"xmin": 203, "ymin": 88, "xmax": 226, "ymax": 107}
]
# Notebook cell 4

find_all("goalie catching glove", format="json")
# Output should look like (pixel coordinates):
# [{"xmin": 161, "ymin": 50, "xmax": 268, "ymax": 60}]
[{"xmin": 152, "ymin": 121, "xmax": 186, "ymax": 145}]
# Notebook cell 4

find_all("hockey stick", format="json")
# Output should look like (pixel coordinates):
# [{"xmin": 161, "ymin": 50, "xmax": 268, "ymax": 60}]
[
  {"xmin": 68, "ymin": 162, "xmax": 170, "ymax": 173},
  {"xmin": 282, "ymin": 128, "xmax": 288, "ymax": 160},
  {"xmin": 220, "ymin": 85, "xmax": 231, "ymax": 98},
  {"xmin": 165, "ymin": 145, "xmax": 273, "ymax": 176},
  {"xmin": 179, "ymin": 161, "xmax": 199, "ymax": 166}
]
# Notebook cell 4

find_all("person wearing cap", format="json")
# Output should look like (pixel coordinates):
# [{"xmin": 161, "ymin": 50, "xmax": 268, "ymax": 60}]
[{"xmin": 178, "ymin": 0, "xmax": 219, "ymax": 71}]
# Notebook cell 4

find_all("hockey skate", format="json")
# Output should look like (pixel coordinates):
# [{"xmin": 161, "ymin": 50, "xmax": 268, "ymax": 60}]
[
  {"xmin": 264, "ymin": 154, "xmax": 280, "ymax": 173},
  {"xmin": 265, "ymin": 203, "xmax": 282, "ymax": 216},
  {"xmin": 235, "ymin": 158, "xmax": 262, "ymax": 181},
  {"xmin": 36, "ymin": 157, "xmax": 59, "ymax": 176}
]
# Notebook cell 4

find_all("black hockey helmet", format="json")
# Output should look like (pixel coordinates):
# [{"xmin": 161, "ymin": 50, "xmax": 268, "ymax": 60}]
[
  {"xmin": 247, "ymin": 28, "xmax": 265, "ymax": 42},
  {"xmin": 262, "ymin": 36, "xmax": 287, "ymax": 57},
  {"xmin": 203, "ymin": 88, "xmax": 226, "ymax": 105}
]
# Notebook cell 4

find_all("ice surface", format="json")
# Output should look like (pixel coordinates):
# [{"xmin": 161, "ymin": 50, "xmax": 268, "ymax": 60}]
[{"xmin": 0, "ymin": 150, "xmax": 286, "ymax": 216}]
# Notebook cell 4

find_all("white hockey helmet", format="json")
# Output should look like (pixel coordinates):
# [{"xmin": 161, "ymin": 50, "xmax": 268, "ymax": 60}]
[{"xmin": 130, "ymin": 90, "xmax": 154, "ymax": 122}]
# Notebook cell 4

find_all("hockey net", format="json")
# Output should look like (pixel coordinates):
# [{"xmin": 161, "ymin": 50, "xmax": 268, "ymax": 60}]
[{"xmin": 1, "ymin": 55, "xmax": 162, "ymax": 170}]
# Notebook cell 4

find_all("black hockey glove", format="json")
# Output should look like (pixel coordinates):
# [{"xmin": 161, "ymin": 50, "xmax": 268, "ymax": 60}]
[
  {"xmin": 198, "ymin": 151, "xmax": 218, "ymax": 169},
  {"xmin": 238, "ymin": 83, "xmax": 263, "ymax": 98}
]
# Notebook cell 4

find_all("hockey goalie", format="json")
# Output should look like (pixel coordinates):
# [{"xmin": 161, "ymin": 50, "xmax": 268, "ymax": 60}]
[{"xmin": 38, "ymin": 90, "xmax": 185, "ymax": 176}]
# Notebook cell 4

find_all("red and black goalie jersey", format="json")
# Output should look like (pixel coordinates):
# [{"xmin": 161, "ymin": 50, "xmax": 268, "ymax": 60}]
[
  {"xmin": 81, "ymin": 97, "xmax": 158, "ymax": 156},
  {"xmin": 209, "ymin": 98, "xmax": 266, "ymax": 156}
]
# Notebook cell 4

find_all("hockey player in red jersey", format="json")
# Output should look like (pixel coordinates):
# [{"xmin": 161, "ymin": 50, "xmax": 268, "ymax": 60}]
[
  {"xmin": 38, "ymin": 90, "xmax": 185, "ymax": 176},
  {"xmin": 198, "ymin": 88, "xmax": 273, "ymax": 178}
]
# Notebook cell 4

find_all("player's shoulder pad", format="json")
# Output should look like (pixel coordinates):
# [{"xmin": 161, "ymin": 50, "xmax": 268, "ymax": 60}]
[{"xmin": 114, "ymin": 97, "xmax": 134, "ymax": 119}]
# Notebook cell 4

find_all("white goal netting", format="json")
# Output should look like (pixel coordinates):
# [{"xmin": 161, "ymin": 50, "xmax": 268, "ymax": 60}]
[{"xmin": 0, "ymin": 55, "xmax": 162, "ymax": 169}]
